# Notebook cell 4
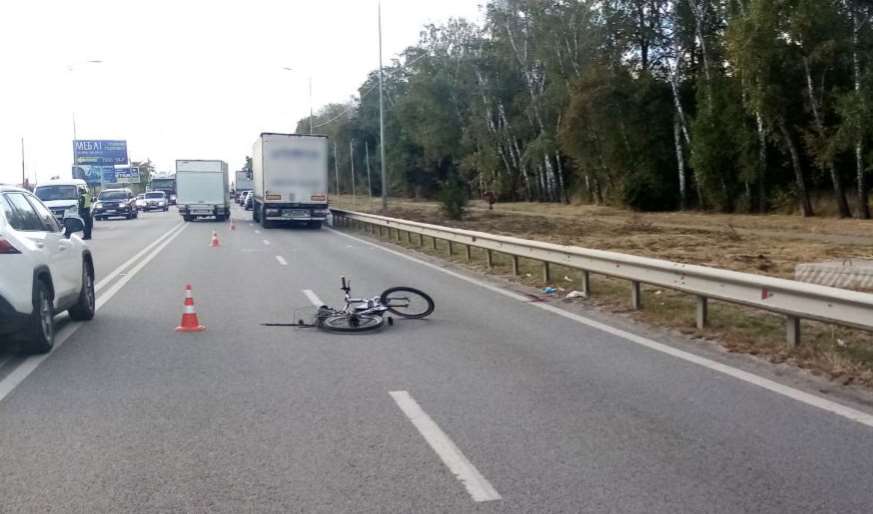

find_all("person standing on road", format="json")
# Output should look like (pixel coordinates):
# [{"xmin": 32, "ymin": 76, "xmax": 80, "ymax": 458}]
[{"xmin": 78, "ymin": 186, "xmax": 93, "ymax": 240}]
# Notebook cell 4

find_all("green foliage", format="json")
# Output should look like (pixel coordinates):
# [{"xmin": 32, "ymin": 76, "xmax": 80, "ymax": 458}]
[
  {"xmin": 294, "ymin": 0, "xmax": 873, "ymax": 218},
  {"xmin": 438, "ymin": 175, "xmax": 468, "ymax": 220}
]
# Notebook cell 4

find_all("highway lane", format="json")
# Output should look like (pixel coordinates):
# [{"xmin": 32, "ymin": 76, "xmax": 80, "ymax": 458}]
[{"xmin": 1, "ymin": 206, "xmax": 873, "ymax": 512}]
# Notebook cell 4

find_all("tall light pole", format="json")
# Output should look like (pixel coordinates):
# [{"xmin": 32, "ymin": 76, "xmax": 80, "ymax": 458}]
[
  {"xmin": 378, "ymin": 1, "xmax": 388, "ymax": 209},
  {"xmin": 67, "ymin": 60, "xmax": 103, "ymax": 168},
  {"xmin": 281, "ymin": 67, "xmax": 313, "ymax": 134}
]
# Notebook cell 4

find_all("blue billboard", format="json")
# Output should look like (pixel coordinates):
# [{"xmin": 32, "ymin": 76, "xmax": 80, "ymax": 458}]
[
  {"xmin": 71, "ymin": 165, "xmax": 118, "ymax": 185},
  {"xmin": 72, "ymin": 165, "xmax": 102, "ymax": 185},
  {"xmin": 74, "ymin": 140, "xmax": 128, "ymax": 165}
]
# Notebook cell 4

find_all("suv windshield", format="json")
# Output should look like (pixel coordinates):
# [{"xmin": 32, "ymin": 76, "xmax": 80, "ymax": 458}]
[
  {"xmin": 99, "ymin": 191, "xmax": 128, "ymax": 201},
  {"xmin": 145, "ymin": 192, "xmax": 165, "ymax": 199},
  {"xmin": 34, "ymin": 185, "xmax": 78, "ymax": 201}
]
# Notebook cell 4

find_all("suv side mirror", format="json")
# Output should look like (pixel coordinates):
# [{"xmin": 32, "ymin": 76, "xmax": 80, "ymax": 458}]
[{"xmin": 63, "ymin": 216, "xmax": 85, "ymax": 238}]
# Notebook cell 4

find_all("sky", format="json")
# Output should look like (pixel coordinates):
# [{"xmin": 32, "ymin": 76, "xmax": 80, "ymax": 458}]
[{"xmin": 0, "ymin": 0, "xmax": 484, "ymax": 185}]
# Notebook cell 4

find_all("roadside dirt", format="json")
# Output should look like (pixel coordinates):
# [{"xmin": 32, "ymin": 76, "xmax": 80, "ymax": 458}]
[{"xmin": 334, "ymin": 196, "xmax": 873, "ymax": 389}]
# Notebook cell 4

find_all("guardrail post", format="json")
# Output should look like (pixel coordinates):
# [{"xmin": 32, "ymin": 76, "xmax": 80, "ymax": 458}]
[
  {"xmin": 786, "ymin": 316, "xmax": 801, "ymax": 347},
  {"xmin": 464, "ymin": 244, "xmax": 471, "ymax": 263},
  {"xmin": 431, "ymin": 237, "xmax": 438, "ymax": 250},
  {"xmin": 486, "ymin": 249, "xmax": 494, "ymax": 269},
  {"xmin": 448, "ymin": 241, "xmax": 454, "ymax": 256},
  {"xmin": 417, "ymin": 233, "xmax": 423, "ymax": 247},
  {"xmin": 406, "ymin": 231, "xmax": 412, "ymax": 244},
  {"xmin": 542, "ymin": 262, "xmax": 551, "ymax": 283},
  {"xmin": 581, "ymin": 271, "xmax": 590, "ymax": 296},
  {"xmin": 631, "ymin": 281, "xmax": 642, "ymax": 310},
  {"xmin": 696, "ymin": 296, "xmax": 708, "ymax": 329},
  {"xmin": 511, "ymin": 255, "xmax": 520, "ymax": 276}
]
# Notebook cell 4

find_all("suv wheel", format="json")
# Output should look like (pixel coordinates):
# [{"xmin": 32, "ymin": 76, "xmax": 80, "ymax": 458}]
[
  {"xmin": 69, "ymin": 262, "xmax": 96, "ymax": 321},
  {"xmin": 21, "ymin": 280, "xmax": 54, "ymax": 354}
]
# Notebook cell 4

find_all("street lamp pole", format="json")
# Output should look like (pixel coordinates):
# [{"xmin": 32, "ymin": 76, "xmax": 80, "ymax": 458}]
[
  {"xmin": 378, "ymin": 1, "xmax": 388, "ymax": 209},
  {"xmin": 67, "ymin": 60, "xmax": 103, "ymax": 170},
  {"xmin": 309, "ymin": 76, "xmax": 314, "ymax": 135}
]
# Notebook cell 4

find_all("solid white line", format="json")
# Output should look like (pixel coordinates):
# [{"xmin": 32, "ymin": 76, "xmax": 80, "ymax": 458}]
[
  {"xmin": 262, "ymin": 239, "xmax": 271, "ymax": 246},
  {"xmin": 95, "ymin": 221, "xmax": 185, "ymax": 293},
  {"xmin": 0, "ymin": 223, "xmax": 189, "ymax": 404},
  {"xmin": 328, "ymin": 228, "xmax": 873, "ymax": 429},
  {"xmin": 275, "ymin": 255, "xmax": 288, "ymax": 266},
  {"xmin": 302, "ymin": 289, "xmax": 324, "ymax": 307},
  {"xmin": 389, "ymin": 391, "xmax": 501, "ymax": 503}
]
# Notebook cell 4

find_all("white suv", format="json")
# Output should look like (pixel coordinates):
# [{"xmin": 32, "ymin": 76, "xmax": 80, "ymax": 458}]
[{"xmin": 0, "ymin": 186, "xmax": 95, "ymax": 353}]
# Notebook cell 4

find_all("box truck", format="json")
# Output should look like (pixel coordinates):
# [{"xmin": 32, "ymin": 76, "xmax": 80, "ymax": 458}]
[
  {"xmin": 234, "ymin": 170, "xmax": 254, "ymax": 202},
  {"xmin": 175, "ymin": 160, "xmax": 230, "ymax": 222},
  {"xmin": 252, "ymin": 133, "xmax": 329, "ymax": 229}
]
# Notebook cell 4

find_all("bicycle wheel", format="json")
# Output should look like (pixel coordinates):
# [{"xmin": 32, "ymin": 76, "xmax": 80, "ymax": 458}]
[
  {"xmin": 379, "ymin": 287, "xmax": 435, "ymax": 319},
  {"xmin": 319, "ymin": 313, "xmax": 385, "ymax": 333}
]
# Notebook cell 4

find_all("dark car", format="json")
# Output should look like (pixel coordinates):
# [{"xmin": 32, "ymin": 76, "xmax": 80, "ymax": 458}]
[{"xmin": 93, "ymin": 188, "xmax": 139, "ymax": 220}]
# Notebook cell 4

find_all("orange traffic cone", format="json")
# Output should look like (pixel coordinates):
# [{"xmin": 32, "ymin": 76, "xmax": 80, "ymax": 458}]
[
  {"xmin": 175, "ymin": 284, "xmax": 206, "ymax": 332},
  {"xmin": 210, "ymin": 231, "xmax": 220, "ymax": 247}
]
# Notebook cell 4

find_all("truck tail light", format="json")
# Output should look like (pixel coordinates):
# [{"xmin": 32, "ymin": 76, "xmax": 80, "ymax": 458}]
[{"xmin": 0, "ymin": 238, "xmax": 21, "ymax": 254}]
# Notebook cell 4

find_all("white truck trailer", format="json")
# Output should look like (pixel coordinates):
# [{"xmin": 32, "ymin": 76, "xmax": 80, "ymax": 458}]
[
  {"xmin": 252, "ymin": 133, "xmax": 329, "ymax": 228},
  {"xmin": 175, "ymin": 159, "xmax": 230, "ymax": 222}
]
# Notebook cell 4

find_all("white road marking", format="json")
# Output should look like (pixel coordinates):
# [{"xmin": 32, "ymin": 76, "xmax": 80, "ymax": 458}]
[
  {"xmin": 0, "ymin": 223, "xmax": 190, "ymax": 404},
  {"xmin": 302, "ymin": 289, "xmax": 324, "ymax": 307},
  {"xmin": 95, "ymin": 221, "xmax": 185, "ymax": 293},
  {"xmin": 255, "ymin": 229, "xmax": 261, "ymax": 234},
  {"xmin": 262, "ymin": 239, "xmax": 271, "ymax": 246},
  {"xmin": 275, "ymin": 255, "xmax": 288, "ymax": 266},
  {"xmin": 329, "ymin": 228, "xmax": 873, "ymax": 429},
  {"xmin": 389, "ymin": 390, "xmax": 501, "ymax": 503}
]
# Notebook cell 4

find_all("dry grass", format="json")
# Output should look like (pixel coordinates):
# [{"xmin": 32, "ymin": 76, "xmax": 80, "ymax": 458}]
[
  {"xmin": 336, "ymin": 197, "xmax": 873, "ymax": 389},
  {"xmin": 335, "ymin": 196, "xmax": 873, "ymax": 280}
]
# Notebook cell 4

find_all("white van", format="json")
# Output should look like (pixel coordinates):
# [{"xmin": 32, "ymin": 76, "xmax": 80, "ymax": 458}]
[{"xmin": 33, "ymin": 179, "xmax": 88, "ymax": 221}]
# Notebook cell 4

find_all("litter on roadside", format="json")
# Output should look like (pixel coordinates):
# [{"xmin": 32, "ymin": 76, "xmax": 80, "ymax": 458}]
[{"xmin": 565, "ymin": 290, "xmax": 586, "ymax": 299}]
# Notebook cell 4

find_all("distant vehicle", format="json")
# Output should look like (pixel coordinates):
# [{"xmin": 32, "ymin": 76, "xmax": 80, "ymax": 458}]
[
  {"xmin": 143, "ymin": 191, "xmax": 169, "ymax": 211},
  {"xmin": 93, "ymin": 188, "xmax": 138, "ymax": 220},
  {"xmin": 175, "ymin": 160, "xmax": 230, "ymax": 222},
  {"xmin": 252, "ymin": 133, "xmax": 329, "ymax": 229},
  {"xmin": 0, "ymin": 185, "xmax": 94, "ymax": 353},
  {"xmin": 135, "ymin": 194, "xmax": 146, "ymax": 210},
  {"xmin": 243, "ymin": 191, "xmax": 253, "ymax": 210},
  {"xmin": 236, "ymin": 189, "xmax": 252, "ymax": 205},
  {"xmin": 149, "ymin": 176, "xmax": 176, "ymax": 205},
  {"xmin": 235, "ymin": 169, "xmax": 254, "ymax": 202},
  {"xmin": 33, "ymin": 179, "xmax": 89, "ymax": 221}
]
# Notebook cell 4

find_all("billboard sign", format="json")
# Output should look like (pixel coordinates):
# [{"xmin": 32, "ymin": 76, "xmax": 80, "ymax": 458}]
[
  {"xmin": 100, "ymin": 167, "xmax": 117, "ymax": 184},
  {"xmin": 115, "ymin": 167, "xmax": 140, "ymax": 184},
  {"xmin": 73, "ymin": 140, "xmax": 128, "ymax": 165},
  {"xmin": 72, "ymin": 165, "xmax": 102, "ymax": 185}
]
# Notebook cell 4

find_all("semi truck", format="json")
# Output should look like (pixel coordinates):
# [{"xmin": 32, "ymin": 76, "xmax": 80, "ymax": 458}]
[
  {"xmin": 234, "ymin": 170, "xmax": 254, "ymax": 202},
  {"xmin": 251, "ymin": 133, "xmax": 329, "ymax": 229},
  {"xmin": 175, "ymin": 160, "xmax": 230, "ymax": 222}
]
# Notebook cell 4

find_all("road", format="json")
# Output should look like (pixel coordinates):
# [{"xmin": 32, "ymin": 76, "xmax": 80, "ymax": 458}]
[{"xmin": 2, "ymin": 206, "xmax": 873, "ymax": 513}]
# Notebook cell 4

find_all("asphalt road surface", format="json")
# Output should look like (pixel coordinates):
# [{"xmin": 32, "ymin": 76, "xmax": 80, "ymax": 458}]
[{"xmin": 2, "ymin": 207, "xmax": 873, "ymax": 513}]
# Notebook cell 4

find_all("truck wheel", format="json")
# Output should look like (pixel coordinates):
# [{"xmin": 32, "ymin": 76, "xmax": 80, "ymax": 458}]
[
  {"xmin": 308, "ymin": 221, "xmax": 322, "ymax": 229},
  {"xmin": 183, "ymin": 215, "xmax": 193, "ymax": 222},
  {"xmin": 253, "ymin": 204, "xmax": 260, "ymax": 222},
  {"xmin": 261, "ymin": 208, "xmax": 272, "ymax": 229},
  {"xmin": 215, "ymin": 214, "xmax": 226, "ymax": 222}
]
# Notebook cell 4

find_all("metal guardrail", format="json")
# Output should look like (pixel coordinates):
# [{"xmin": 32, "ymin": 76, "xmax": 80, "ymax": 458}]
[{"xmin": 330, "ymin": 209, "xmax": 873, "ymax": 345}]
